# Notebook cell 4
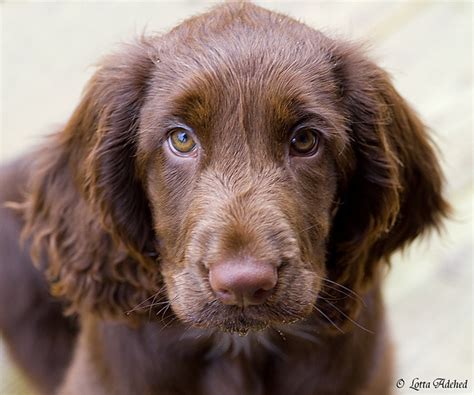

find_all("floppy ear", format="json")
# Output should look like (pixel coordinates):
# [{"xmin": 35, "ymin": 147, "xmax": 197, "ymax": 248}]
[
  {"xmin": 78, "ymin": 42, "xmax": 158, "ymax": 259},
  {"xmin": 324, "ymin": 44, "xmax": 450, "ymax": 323},
  {"xmin": 21, "ymin": 39, "xmax": 160, "ymax": 318}
]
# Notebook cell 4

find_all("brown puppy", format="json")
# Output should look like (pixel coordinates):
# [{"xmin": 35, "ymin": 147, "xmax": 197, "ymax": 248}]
[{"xmin": 0, "ymin": 3, "xmax": 448, "ymax": 395}]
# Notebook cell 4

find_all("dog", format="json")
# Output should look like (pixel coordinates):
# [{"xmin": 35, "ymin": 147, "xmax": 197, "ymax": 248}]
[{"xmin": 0, "ymin": 3, "xmax": 448, "ymax": 394}]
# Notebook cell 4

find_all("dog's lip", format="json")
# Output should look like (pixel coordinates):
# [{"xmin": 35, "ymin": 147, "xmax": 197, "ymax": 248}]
[
  {"xmin": 190, "ymin": 318, "xmax": 270, "ymax": 336},
  {"xmin": 181, "ymin": 305, "xmax": 304, "ymax": 335},
  {"xmin": 199, "ymin": 317, "xmax": 304, "ymax": 336}
]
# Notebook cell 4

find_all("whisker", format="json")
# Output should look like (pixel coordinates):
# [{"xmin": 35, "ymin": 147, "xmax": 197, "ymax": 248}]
[
  {"xmin": 158, "ymin": 299, "xmax": 180, "ymax": 330},
  {"xmin": 125, "ymin": 289, "xmax": 163, "ymax": 315},
  {"xmin": 318, "ymin": 289, "xmax": 353, "ymax": 302},
  {"xmin": 143, "ymin": 299, "xmax": 172, "ymax": 308},
  {"xmin": 156, "ymin": 301, "xmax": 172, "ymax": 320},
  {"xmin": 318, "ymin": 282, "xmax": 360, "ymax": 304},
  {"xmin": 313, "ymin": 304, "xmax": 344, "ymax": 334},
  {"xmin": 127, "ymin": 298, "xmax": 170, "ymax": 314},
  {"xmin": 321, "ymin": 299, "xmax": 374, "ymax": 335},
  {"xmin": 148, "ymin": 291, "xmax": 160, "ymax": 321},
  {"xmin": 314, "ymin": 274, "xmax": 367, "ymax": 307},
  {"xmin": 155, "ymin": 295, "xmax": 178, "ymax": 324}
]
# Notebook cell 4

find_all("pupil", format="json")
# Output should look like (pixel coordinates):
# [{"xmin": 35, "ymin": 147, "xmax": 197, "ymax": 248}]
[{"xmin": 298, "ymin": 133, "xmax": 309, "ymax": 144}]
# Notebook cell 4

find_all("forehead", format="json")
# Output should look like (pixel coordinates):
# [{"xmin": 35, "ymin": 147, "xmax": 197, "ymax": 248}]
[{"xmin": 140, "ymin": 8, "xmax": 348, "ymax": 157}]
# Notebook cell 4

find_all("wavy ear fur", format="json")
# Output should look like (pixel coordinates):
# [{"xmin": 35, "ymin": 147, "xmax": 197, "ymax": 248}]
[
  {"xmin": 323, "ymin": 43, "xmax": 450, "ymax": 323},
  {"xmin": 21, "ymin": 39, "xmax": 160, "ymax": 318}
]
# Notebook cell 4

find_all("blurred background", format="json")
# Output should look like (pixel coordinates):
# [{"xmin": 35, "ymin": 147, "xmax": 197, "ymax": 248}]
[{"xmin": 1, "ymin": 1, "xmax": 472, "ymax": 394}]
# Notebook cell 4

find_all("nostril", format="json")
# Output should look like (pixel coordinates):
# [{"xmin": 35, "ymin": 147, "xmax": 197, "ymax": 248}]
[
  {"xmin": 253, "ymin": 288, "xmax": 270, "ymax": 298},
  {"xmin": 214, "ymin": 289, "xmax": 238, "ymax": 305},
  {"xmin": 277, "ymin": 259, "xmax": 289, "ymax": 270},
  {"xmin": 251, "ymin": 288, "xmax": 273, "ymax": 303}
]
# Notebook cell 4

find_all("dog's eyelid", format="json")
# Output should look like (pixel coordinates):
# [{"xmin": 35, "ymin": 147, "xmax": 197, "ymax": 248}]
[
  {"xmin": 289, "ymin": 110, "xmax": 339, "ymax": 138},
  {"xmin": 291, "ymin": 123, "xmax": 321, "ymax": 134},
  {"xmin": 164, "ymin": 121, "xmax": 194, "ymax": 135},
  {"xmin": 290, "ymin": 114, "xmax": 332, "ymax": 133}
]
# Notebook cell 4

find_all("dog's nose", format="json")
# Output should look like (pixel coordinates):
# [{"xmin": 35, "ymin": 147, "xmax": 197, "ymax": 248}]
[{"xmin": 209, "ymin": 259, "xmax": 277, "ymax": 306}]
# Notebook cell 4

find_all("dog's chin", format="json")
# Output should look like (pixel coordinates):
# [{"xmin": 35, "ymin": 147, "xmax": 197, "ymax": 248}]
[
  {"xmin": 176, "ymin": 304, "xmax": 307, "ymax": 336},
  {"xmin": 189, "ymin": 315, "xmax": 281, "ymax": 336},
  {"xmin": 213, "ymin": 318, "xmax": 270, "ymax": 336}
]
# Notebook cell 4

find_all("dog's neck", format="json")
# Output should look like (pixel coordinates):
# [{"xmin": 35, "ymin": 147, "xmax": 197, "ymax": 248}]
[{"xmin": 74, "ymin": 287, "xmax": 386, "ymax": 394}]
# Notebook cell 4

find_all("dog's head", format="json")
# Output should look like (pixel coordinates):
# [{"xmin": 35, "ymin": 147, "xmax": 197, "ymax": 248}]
[{"xmin": 25, "ymin": 3, "xmax": 448, "ymax": 333}]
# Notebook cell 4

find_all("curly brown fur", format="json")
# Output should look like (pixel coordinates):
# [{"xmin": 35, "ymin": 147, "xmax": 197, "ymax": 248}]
[{"xmin": 0, "ymin": 3, "xmax": 449, "ymax": 394}]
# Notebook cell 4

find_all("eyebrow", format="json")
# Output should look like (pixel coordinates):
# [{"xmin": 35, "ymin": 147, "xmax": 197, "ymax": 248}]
[{"xmin": 268, "ymin": 93, "xmax": 346, "ymax": 140}]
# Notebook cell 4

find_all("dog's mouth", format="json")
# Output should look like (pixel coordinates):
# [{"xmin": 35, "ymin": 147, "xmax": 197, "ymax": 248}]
[
  {"xmin": 208, "ymin": 315, "xmax": 270, "ymax": 336},
  {"xmin": 179, "ymin": 302, "xmax": 307, "ymax": 335}
]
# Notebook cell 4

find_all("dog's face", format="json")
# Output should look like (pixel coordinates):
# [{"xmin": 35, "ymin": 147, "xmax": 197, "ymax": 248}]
[
  {"xmin": 26, "ymin": 3, "xmax": 447, "ymax": 332},
  {"xmin": 138, "ymin": 40, "xmax": 347, "ymax": 332}
]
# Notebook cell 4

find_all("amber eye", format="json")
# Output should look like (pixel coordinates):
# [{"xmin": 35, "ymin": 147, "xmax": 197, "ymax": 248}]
[
  {"xmin": 290, "ymin": 128, "xmax": 319, "ymax": 156},
  {"xmin": 168, "ymin": 128, "xmax": 196, "ymax": 155}
]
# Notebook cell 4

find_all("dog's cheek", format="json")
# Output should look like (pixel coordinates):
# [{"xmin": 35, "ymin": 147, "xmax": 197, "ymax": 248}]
[
  {"xmin": 294, "ymin": 158, "xmax": 337, "ymax": 241},
  {"xmin": 157, "ymin": 267, "xmax": 188, "ymax": 320},
  {"xmin": 146, "ymin": 156, "xmax": 197, "ymax": 259},
  {"xmin": 283, "ymin": 159, "xmax": 336, "ymax": 307},
  {"xmin": 274, "ymin": 264, "xmax": 319, "ymax": 320},
  {"xmin": 163, "ymin": 269, "xmax": 209, "ymax": 324}
]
